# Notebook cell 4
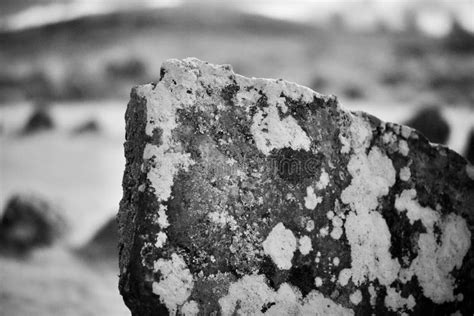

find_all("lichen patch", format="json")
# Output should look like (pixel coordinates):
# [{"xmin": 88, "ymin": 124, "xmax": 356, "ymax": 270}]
[
  {"xmin": 341, "ymin": 146, "xmax": 396, "ymax": 214},
  {"xmin": 155, "ymin": 231, "xmax": 167, "ymax": 248},
  {"xmin": 304, "ymin": 186, "xmax": 322, "ymax": 210},
  {"xmin": 262, "ymin": 223, "xmax": 297, "ymax": 270},
  {"xmin": 344, "ymin": 211, "xmax": 401, "ymax": 286},
  {"xmin": 298, "ymin": 235, "xmax": 313, "ymax": 255},
  {"xmin": 384, "ymin": 287, "xmax": 416, "ymax": 312},
  {"xmin": 218, "ymin": 274, "xmax": 353, "ymax": 316},
  {"xmin": 349, "ymin": 290, "xmax": 362, "ymax": 305},
  {"xmin": 399, "ymin": 166, "xmax": 411, "ymax": 182},
  {"xmin": 152, "ymin": 253, "xmax": 194, "ymax": 315},
  {"xmin": 250, "ymin": 100, "xmax": 311, "ymax": 156},
  {"xmin": 407, "ymin": 213, "xmax": 471, "ymax": 304},
  {"xmin": 181, "ymin": 300, "xmax": 199, "ymax": 316},
  {"xmin": 395, "ymin": 189, "xmax": 440, "ymax": 230}
]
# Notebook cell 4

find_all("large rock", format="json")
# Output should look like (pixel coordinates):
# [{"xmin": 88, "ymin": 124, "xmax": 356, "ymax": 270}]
[
  {"xmin": 0, "ymin": 193, "xmax": 67, "ymax": 254},
  {"xmin": 118, "ymin": 58, "xmax": 473, "ymax": 316}
]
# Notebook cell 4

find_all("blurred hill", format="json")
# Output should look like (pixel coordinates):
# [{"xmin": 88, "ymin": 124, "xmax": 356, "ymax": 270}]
[{"xmin": 0, "ymin": 4, "xmax": 472, "ymax": 107}]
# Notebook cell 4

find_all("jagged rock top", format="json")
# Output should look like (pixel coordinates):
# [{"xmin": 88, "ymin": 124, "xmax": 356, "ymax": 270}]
[{"xmin": 118, "ymin": 58, "xmax": 474, "ymax": 316}]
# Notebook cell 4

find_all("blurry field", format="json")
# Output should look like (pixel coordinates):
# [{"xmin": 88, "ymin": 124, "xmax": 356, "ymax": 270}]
[
  {"xmin": 0, "ymin": 4, "xmax": 473, "ymax": 316},
  {"xmin": 0, "ymin": 247, "xmax": 128, "ymax": 316}
]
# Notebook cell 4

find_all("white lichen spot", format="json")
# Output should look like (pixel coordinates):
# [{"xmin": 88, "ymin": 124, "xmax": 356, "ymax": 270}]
[
  {"xmin": 143, "ymin": 143, "xmax": 194, "ymax": 202},
  {"xmin": 315, "ymin": 277, "xmax": 323, "ymax": 287},
  {"xmin": 157, "ymin": 205, "xmax": 170, "ymax": 229},
  {"xmin": 155, "ymin": 231, "xmax": 167, "ymax": 248},
  {"xmin": 330, "ymin": 227, "xmax": 343, "ymax": 240},
  {"xmin": 298, "ymin": 235, "xmax": 313, "ymax": 255},
  {"xmin": 219, "ymin": 273, "xmax": 353, "ymax": 316},
  {"xmin": 341, "ymin": 146, "xmax": 396, "ymax": 214},
  {"xmin": 152, "ymin": 253, "xmax": 194, "ymax": 315},
  {"xmin": 181, "ymin": 300, "xmax": 199, "ymax": 316},
  {"xmin": 394, "ymin": 189, "xmax": 440, "ymax": 230},
  {"xmin": 305, "ymin": 219, "xmax": 315, "ymax": 232},
  {"xmin": 399, "ymin": 166, "xmax": 411, "ymax": 182},
  {"xmin": 138, "ymin": 78, "xmax": 196, "ymax": 203},
  {"xmin": 315, "ymin": 251, "xmax": 321, "ymax": 264},
  {"xmin": 349, "ymin": 290, "xmax": 362, "ymax": 305},
  {"xmin": 400, "ymin": 125, "xmax": 413, "ymax": 139},
  {"xmin": 338, "ymin": 268, "xmax": 352, "ymax": 286},
  {"xmin": 384, "ymin": 287, "xmax": 416, "ymax": 312},
  {"xmin": 382, "ymin": 131, "xmax": 396, "ymax": 145},
  {"xmin": 219, "ymin": 274, "xmax": 274, "ymax": 316},
  {"xmin": 408, "ymin": 213, "xmax": 471, "ymax": 304},
  {"xmin": 349, "ymin": 114, "xmax": 373, "ymax": 151},
  {"xmin": 326, "ymin": 211, "xmax": 335, "ymax": 220},
  {"xmin": 262, "ymin": 223, "xmax": 297, "ymax": 270},
  {"xmin": 316, "ymin": 169, "xmax": 330, "ymax": 190},
  {"xmin": 339, "ymin": 134, "xmax": 351, "ymax": 154},
  {"xmin": 368, "ymin": 284, "xmax": 377, "ymax": 306},
  {"xmin": 398, "ymin": 140, "xmax": 409, "ymax": 156},
  {"xmin": 251, "ymin": 102, "xmax": 311, "ymax": 155},
  {"xmin": 319, "ymin": 226, "xmax": 329, "ymax": 237},
  {"xmin": 304, "ymin": 186, "xmax": 322, "ymax": 210},
  {"xmin": 341, "ymin": 145, "xmax": 400, "ymax": 287},
  {"xmin": 333, "ymin": 257, "xmax": 340, "ymax": 266},
  {"xmin": 208, "ymin": 210, "xmax": 237, "ymax": 229},
  {"xmin": 300, "ymin": 291, "xmax": 354, "ymax": 316},
  {"xmin": 332, "ymin": 216, "xmax": 343, "ymax": 228},
  {"xmin": 344, "ymin": 211, "xmax": 401, "ymax": 287}
]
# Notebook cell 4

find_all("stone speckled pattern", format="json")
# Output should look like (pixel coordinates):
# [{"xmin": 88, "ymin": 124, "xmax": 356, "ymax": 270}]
[{"xmin": 118, "ymin": 58, "xmax": 474, "ymax": 316}]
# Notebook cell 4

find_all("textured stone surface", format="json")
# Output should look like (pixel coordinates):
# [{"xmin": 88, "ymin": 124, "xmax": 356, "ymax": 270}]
[{"xmin": 118, "ymin": 58, "xmax": 474, "ymax": 316}]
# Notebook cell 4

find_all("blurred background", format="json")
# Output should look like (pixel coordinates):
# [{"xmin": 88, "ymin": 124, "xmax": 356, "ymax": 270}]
[{"xmin": 0, "ymin": 0, "xmax": 473, "ymax": 315}]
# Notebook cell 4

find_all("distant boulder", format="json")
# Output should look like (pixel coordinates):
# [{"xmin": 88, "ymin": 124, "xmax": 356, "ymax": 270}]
[
  {"xmin": 465, "ymin": 129, "xmax": 474, "ymax": 164},
  {"xmin": 71, "ymin": 119, "xmax": 101, "ymax": 135},
  {"xmin": 443, "ymin": 21, "xmax": 474, "ymax": 54},
  {"xmin": 21, "ymin": 104, "xmax": 54, "ymax": 135},
  {"xmin": 404, "ymin": 106, "xmax": 450, "ymax": 144},
  {"xmin": 0, "ymin": 193, "xmax": 67, "ymax": 255},
  {"xmin": 78, "ymin": 216, "xmax": 118, "ymax": 261},
  {"xmin": 106, "ymin": 58, "xmax": 146, "ymax": 80},
  {"xmin": 309, "ymin": 76, "xmax": 328, "ymax": 93},
  {"xmin": 342, "ymin": 84, "xmax": 365, "ymax": 100}
]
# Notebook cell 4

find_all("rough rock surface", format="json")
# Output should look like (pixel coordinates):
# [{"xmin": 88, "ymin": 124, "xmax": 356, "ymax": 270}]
[
  {"xmin": 118, "ymin": 58, "xmax": 474, "ymax": 316},
  {"xmin": 0, "ymin": 193, "xmax": 67, "ymax": 254}
]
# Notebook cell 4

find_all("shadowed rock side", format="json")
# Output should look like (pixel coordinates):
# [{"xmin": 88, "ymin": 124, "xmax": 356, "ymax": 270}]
[{"xmin": 118, "ymin": 58, "xmax": 474, "ymax": 316}]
